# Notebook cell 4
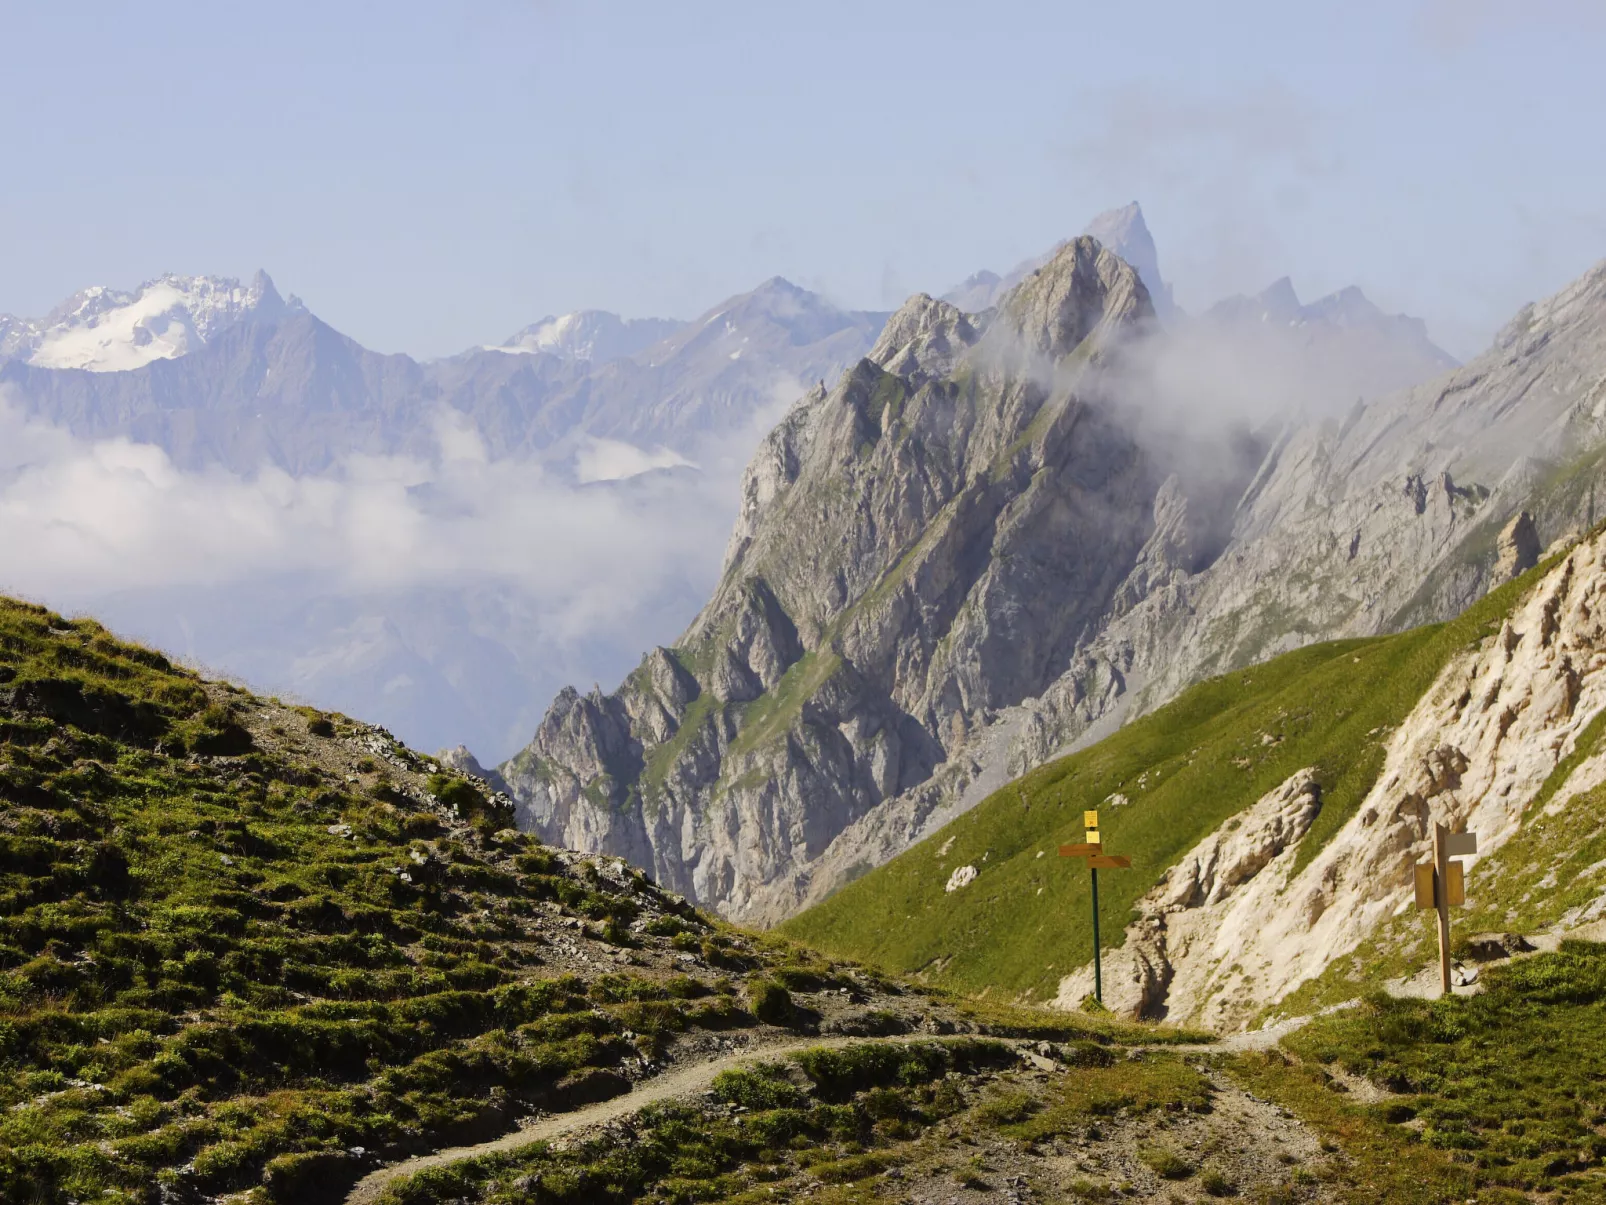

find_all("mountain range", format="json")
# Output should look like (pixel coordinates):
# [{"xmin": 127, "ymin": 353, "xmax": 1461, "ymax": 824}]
[
  {"xmin": 0, "ymin": 272, "xmax": 885, "ymax": 477},
  {"xmin": 498, "ymin": 227, "xmax": 1606, "ymax": 937},
  {"xmin": 0, "ymin": 270, "xmax": 889, "ymax": 759},
  {"xmin": 0, "ymin": 202, "xmax": 1468, "ymax": 775}
]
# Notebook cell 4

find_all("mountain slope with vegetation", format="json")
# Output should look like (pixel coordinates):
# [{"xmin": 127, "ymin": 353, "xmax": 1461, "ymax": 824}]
[
  {"xmin": 0, "ymin": 596, "xmax": 1155, "ymax": 1205},
  {"xmin": 782, "ymin": 556, "xmax": 1545, "ymax": 998}
]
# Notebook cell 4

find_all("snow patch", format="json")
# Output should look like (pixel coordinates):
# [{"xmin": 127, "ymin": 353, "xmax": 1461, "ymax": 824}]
[{"xmin": 7, "ymin": 273, "xmax": 287, "ymax": 372}]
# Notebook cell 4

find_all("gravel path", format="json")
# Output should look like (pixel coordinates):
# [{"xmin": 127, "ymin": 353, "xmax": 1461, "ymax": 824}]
[
  {"xmin": 344, "ymin": 1034, "xmax": 949, "ymax": 1204},
  {"xmin": 344, "ymin": 1004, "xmax": 1360, "ymax": 1205}
]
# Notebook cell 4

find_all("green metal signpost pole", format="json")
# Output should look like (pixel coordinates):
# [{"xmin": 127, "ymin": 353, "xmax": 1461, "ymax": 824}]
[
  {"xmin": 1058, "ymin": 809, "xmax": 1128, "ymax": 1009},
  {"xmin": 1090, "ymin": 866, "xmax": 1102, "ymax": 1004}
]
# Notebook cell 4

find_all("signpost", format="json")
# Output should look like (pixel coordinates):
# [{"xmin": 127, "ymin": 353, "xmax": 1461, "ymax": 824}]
[
  {"xmin": 1059, "ymin": 809, "xmax": 1131, "ymax": 1004},
  {"xmin": 1413, "ymin": 822, "xmax": 1478, "ymax": 996}
]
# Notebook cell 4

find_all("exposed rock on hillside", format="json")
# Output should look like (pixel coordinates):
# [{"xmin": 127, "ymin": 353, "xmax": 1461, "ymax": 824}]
[
  {"xmin": 1497, "ymin": 511, "xmax": 1541, "ymax": 580},
  {"xmin": 1056, "ymin": 529, "xmax": 1606, "ymax": 1026}
]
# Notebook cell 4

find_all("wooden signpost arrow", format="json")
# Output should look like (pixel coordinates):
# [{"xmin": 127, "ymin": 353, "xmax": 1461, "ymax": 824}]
[
  {"xmin": 1413, "ymin": 822, "xmax": 1478, "ymax": 997},
  {"xmin": 1059, "ymin": 809, "xmax": 1131, "ymax": 1004}
]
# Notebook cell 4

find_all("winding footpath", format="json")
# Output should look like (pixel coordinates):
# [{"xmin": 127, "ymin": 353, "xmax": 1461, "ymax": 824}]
[
  {"xmin": 344, "ymin": 1034, "xmax": 935, "ymax": 1205},
  {"xmin": 344, "ymin": 1001, "xmax": 1369, "ymax": 1205}
]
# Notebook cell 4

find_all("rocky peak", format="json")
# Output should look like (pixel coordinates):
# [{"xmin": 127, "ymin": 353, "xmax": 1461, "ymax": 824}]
[
  {"xmin": 868, "ymin": 294, "xmax": 981, "ymax": 382},
  {"xmin": 1082, "ymin": 201, "xmax": 1176, "ymax": 321},
  {"xmin": 501, "ymin": 242, "xmax": 1183, "ymax": 920},
  {"xmin": 996, "ymin": 236, "xmax": 1154, "ymax": 358},
  {"xmin": 940, "ymin": 202, "xmax": 1175, "ymax": 321},
  {"xmin": 1254, "ymin": 276, "xmax": 1302, "ymax": 321},
  {"xmin": 2, "ymin": 271, "xmax": 300, "ymax": 372}
]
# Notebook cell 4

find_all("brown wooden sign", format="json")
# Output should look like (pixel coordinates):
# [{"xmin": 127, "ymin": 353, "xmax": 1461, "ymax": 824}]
[
  {"xmin": 1089, "ymin": 854, "xmax": 1131, "ymax": 869},
  {"xmin": 1445, "ymin": 859, "xmax": 1465, "ymax": 907},
  {"xmin": 1059, "ymin": 842, "xmax": 1102, "ymax": 858}
]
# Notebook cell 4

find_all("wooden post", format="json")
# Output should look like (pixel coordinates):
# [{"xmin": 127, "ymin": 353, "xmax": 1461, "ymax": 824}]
[
  {"xmin": 1090, "ymin": 866, "xmax": 1102, "ymax": 1003},
  {"xmin": 1434, "ymin": 822, "xmax": 1452, "ymax": 995},
  {"xmin": 1414, "ymin": 823, "xmax": 1476, "ymax": 998}
]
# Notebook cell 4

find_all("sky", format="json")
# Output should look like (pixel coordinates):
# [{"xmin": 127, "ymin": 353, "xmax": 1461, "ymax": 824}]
[{"xmin": 2, "ymin": 1, "xmax": 1604, "ymax": 362}]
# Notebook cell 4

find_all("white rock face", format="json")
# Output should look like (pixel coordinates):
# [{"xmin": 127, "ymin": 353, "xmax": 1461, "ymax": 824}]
[
  {"xmin": 1055, "ymin": 531, "xmax": 1606, "ymax": 1028},
  {"xmin": 0, "ymin": 272, "xmax": 293, "ymax": 371},
  {"xmin": 945, "ymin": 864, "xmax": 978, "ymax": 893}
]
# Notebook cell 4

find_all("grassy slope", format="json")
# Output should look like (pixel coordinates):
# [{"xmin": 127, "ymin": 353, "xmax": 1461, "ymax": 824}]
[
  {"xmin": 1236, "ymin": 941, "xmax": 1606, "ymax": 1203},
  {"xmin": 782, "ymin": 557, "xmax": 1557, "ymax": 1002},
  {"xmin": 0, "ymin": 598, "xmax": 730, "ymax": 1203},
  {"xmin": 0, "ymin": 598, "xmax": 1181, "ymax": 1205},
  {"xmin": 376, "ymin": 1038, "xmax": 1220, "ymax": 1205}
]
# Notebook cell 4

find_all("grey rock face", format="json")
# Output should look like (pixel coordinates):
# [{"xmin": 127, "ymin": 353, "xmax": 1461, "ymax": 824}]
[
  {"xmin": 1496, "ymin": 512, "xmax": 1541, "ymax": 581},
  {"xmin": 1082, "ymin": 202, "xmax": 1177, "ymax": 321},
  {"xmin": 506, "ymin": 250, "xmax": 1606, "ymax": 928},
  {"xmin": 944, "ymin": 201, "xmax": 1175, "ymax": 321},
  {"xmin": 502, "ymin": 240, "xmax": 1226, "ymax": 919}
]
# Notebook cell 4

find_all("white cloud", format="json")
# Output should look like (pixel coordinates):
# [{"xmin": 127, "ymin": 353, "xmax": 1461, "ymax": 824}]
[
  {"xmin": 574, "ymin": 437, "xmax": 695, "ymax": 483},
  {"xmin": 0, "ymin": 393, "xmax": 737, "ymax": 649}
]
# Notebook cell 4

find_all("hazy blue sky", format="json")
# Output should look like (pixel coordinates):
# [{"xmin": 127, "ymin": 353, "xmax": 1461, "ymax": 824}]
[{"xmin": 3, "ymin": 0, "xmax": 1602, "ymax": 359}]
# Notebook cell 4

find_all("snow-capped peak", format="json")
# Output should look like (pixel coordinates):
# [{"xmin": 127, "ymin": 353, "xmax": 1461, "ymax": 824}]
[
  {"xmin": 0, "ymin": 271, "xmax": 296, "ymax": 372},
  {"xmin": 491, "ymin": 310, "xmax": 684, "ymax": 364}
]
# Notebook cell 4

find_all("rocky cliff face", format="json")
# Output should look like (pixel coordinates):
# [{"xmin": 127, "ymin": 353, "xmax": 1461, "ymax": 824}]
[
  {"xmin": 1056, "ymin": 526, "xmax": 1606, "ymax": 1027},
  {"xmin": 505, "ymin": 248, "xmax": 1606, "ymax": 928},
  {"xmin": 804, "ymin": 257, "xmax": 1606, "ymax": 928},
  {"xmin": 503, "ymin": 239, "xmax": 1274, "ymax": 919}
]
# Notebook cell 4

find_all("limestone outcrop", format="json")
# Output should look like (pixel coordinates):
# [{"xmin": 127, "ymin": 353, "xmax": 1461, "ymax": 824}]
[{"xmin": 1055, "ymin": 530, "xmax": 1606, "ymax": 1027}]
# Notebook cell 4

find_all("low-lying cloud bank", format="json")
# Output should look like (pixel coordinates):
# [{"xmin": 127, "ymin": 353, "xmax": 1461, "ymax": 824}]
[{"xmin": 0, "ymin": 394, "xmax": 764, "ymax": 760}]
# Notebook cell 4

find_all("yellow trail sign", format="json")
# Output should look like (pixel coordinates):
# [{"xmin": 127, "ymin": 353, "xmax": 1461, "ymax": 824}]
[
  {"xmin": 1084, "ymin": 810, "xmax": 1100, "ymax": 829},
  {"xmin": 1414, "ymin": 863, "xmax": 1436, "ymax": 909}
]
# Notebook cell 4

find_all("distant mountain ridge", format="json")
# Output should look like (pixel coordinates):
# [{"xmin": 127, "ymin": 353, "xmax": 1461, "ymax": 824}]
[
  {"xmin": 0, "ymin": 269, "xmax": 890, "ymax": 763},
  {"xmin": 1197, "ymin": 275, "xmax": 1458, "ymax": 411},
  {"xmin": 0, "ymin": 274, "xmax": 887, "ymax": 476},
  {"xmin": 493, "ymin": 310, "xmax": 687, "ymax": 363}
]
